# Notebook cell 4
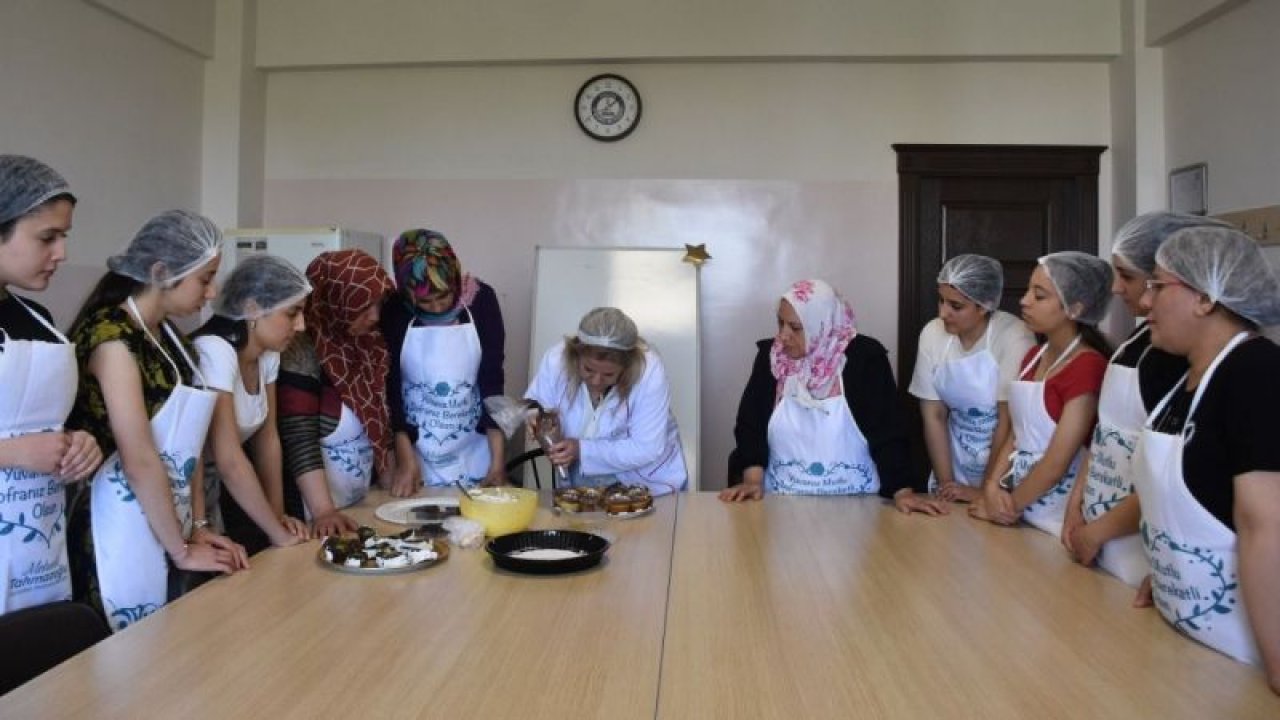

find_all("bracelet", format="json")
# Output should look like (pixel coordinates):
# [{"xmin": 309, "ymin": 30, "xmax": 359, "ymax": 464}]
[
  {"xmin": 168, "ymin": 543, "xmax": 190, "ymax": 562},
  {"xmin": 192, "ymin": 518, "xmax": 211, "ymax": 531}
]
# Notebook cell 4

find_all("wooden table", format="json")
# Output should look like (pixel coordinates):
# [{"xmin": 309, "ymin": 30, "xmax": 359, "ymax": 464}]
[
  {"xmin": 658, "ymin": 494, "xmax": 1279, "ymax": 719},
  {"xmin": 1, "ymin": 492, "xmax": 1277, "ymax": 718}
]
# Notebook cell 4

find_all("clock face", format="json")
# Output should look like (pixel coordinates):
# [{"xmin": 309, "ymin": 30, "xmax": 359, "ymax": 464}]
[{"xmin": 575, "ymin": 74, "xmax": 641, "ymax": 142}]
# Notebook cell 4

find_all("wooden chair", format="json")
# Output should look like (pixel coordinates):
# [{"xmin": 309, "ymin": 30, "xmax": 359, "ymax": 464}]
[{"xmin": 0, "ymin": 601, "xmax": 110, "ymax": 695}]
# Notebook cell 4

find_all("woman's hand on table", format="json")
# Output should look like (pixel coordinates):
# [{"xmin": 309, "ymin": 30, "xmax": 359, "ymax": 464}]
[
  {"xmin": 719, "ymin": 482, "xmax": 764, "ymax": 502},
  {"xmin": 58, "ymin": 431, "xmax": 103, "ymax": 482},
  {"xmin": 390, "ymin": 462, "xmax": 421, "ymax": 498},
  {"xmin": 892, "ymin": 489, "xmax": 949, "ymax": 516},
  {"xmin": 1132, "ymin": 574, "xmax": 1154, "ymax": 608},
  {"xmin": 190, "ymin": 526, "xmax": 250, "ymax": 571},
  {"xmin": 282, "ymin": 514, "xmax": 311, "ymax": 540},
  {"xmin": 1065, "ymin": 518, "xmax": 1103, "ymax": 567},
  {"xmin": 546, "ymin": 439, "xmax": 580, "ymax": 468},
  {"xmin": 171, "ymin": 538, "xmax": 245, "ymax": 574},
  {"xmin": 312, "ymin": 510, "xmax": 358, "ymax": 538},
  {"xmin": 1060, "ymin": 501, "xmax": 1086, "ymax": 556},
  {"xmin": 971, "ymin": 485, "xmax": 1018, "ymax": 525},
  {"xmin": 936, "ymin": 482, "xmax": 979, "ymax": 503}
]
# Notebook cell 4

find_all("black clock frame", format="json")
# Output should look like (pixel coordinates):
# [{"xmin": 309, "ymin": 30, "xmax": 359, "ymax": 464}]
[{"xmin": 574, "ymin": 73, "xmax": 642, "ymax": 142}]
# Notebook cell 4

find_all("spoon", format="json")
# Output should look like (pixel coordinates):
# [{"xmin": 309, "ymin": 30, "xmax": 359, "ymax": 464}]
[{"xmin": 454, "ymin": 479, "xmax": 480, "ymax": 500}]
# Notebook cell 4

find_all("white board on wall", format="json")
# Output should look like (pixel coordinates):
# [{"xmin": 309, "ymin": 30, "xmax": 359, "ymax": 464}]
[{"xmin": 528, "ymin": 247, "xmax": 700, "ymax": 489}]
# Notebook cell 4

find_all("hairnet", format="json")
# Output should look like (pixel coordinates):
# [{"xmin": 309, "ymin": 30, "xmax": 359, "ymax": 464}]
[
  {"xmin": 937, "ymin": 254, "xmax": 1003, "ymax": 310},
  {"xmin": 1038, "ymin": 251, "xmax": 1113, "ymax": 326},
  {"xmin": 576, "ymin": 307, "xmax": 639, "ymax": 351},
  {"xmin": 107, "ymin": 210, "xmax": 221, "ymax": 285},
  {"xmin": 1111, "ymin": 212, "xmax": 1232, "ymax": 275},
  {"xmin": 213, "ymin": 254, "xmax": 312, "ymax": 321},
  {"xmin": 0, "ymin": 155, "xmax": 75, "ymax": 226},
  {"xmin": 1157, "ymin": 227, "xmax": 1280, "ymax": 327}
]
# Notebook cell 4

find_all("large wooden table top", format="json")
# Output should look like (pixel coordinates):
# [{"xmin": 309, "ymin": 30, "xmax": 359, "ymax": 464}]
[{"xmin": 1, "ymin": 491, "xmax": 1276, "ymax": 718}]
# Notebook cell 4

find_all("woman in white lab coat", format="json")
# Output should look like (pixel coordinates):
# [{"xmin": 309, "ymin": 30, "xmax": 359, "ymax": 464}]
[
  {"xmin": 1131, "ymin": 226, "xmax": 1280, "ymax": 693},
  {"xmin": 0, "ymin": 155, "xmax": 101, "ymax": 616},
  {"xmin": 1060, "ymin": 213, "xmax": 1226, "ymax": 586},
  {"xmin": 525, "ymin": 307, "xmax": 687, "ymax": 496},
  {"xmin": 904, "ymin": 254, "xmax": 1033, "ymax": 506}
]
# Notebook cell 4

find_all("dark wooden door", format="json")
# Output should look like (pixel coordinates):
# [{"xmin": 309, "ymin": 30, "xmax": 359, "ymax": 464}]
[{"xmin": 894, "ymin": 144, "xmax": 1106, "ymax": 482}]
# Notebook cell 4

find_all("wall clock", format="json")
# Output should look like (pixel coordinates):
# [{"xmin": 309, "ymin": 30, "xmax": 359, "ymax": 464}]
[{"xmin": 574, "ymin": 74, "xmax": 641, "ymax": 142}]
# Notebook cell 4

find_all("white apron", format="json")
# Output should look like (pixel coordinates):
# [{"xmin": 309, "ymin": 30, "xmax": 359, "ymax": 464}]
[
  {"xmin": 1081, "ymin": 327, "xmax": 1153, "ymax": 586},
  {"xmin": 0, "ymin": 297, "xmax": 76, "ymax": 614},
  {"xmin": 930, "ymin": 323, "xmax": 1000, "ymax": 490},
  {"xmin": 1133, "ymin": 331, "xmax": 1259, "ymax": 665},
  {"xmin": 1007, "ymin": 337, "xmax": 1084, "ymax": 537},
  {"xmin": 317, "ymin": 403, "xmax": 374, "ymax": 511},
  {"xmin": 91, "ymin": 299, "xmax": 217, "ymax": 632},
  {"xmin": 764, "ymin": 374, "xmax": 880, "ymax": 495},
  {"xmin": 400, "ymin": 309, "xmax": 490, "ymax": 487}
]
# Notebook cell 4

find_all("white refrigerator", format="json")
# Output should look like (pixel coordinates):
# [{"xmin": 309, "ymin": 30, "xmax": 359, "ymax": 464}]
[{"xmin": 218, "ymin": 226, "xmax": 384, "ymax": 279}]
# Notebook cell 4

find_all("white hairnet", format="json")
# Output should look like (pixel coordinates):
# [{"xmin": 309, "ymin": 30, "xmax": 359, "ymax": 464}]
[
  {"xmin": 937, "ymin": 254, "xmax": 1003, "ymax": 310},
  {"xmin": 107, "ymin": 210, "xmax": 221, "ymax": 285},
  {"xmin": 213, "ymin": 254, "xmax": 312, "ymax": 321},
  {"xmin": 575, "ymin": 307, "xmax": 639, "ymax": 351},
  {"xmin": 0, "ymin": 155, "xmax": 74, "ymax": 226},
  {"xmin": 1112, "ymin": 212, "xmax": 1231, "ymax": 275},
  {"xmin": 1157, "ymin": 227, "xmax": 1280, "ymax": 328},
  {"xmin": 1038, "ymin": 251, "xmax": 1113, "ymax": 326}
]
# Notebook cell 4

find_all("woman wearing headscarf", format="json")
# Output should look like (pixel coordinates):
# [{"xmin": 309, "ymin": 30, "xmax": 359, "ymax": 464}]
[
  {"xmin": 1131, "ymin": 227, "xmax": 1280, "ymax": 692},
  {"xmin": 68, "ymin": 210, "xmax": 247, "ymax": 630},
  {"xmin": 277, "ymin": 249, "xmax": 405, "ymax": 536},
  {"xmin": 1061, "ymin": 213, "xmax": 1228, "ymax": 586},
  {"xmin": 970, "ymin": 251, "xmax": 1112, "ymax": 537},
  {"xmin": 193, "ymin": 255, "xmax": 313, "ymax": 555},
  {"xmin": 904, "ymin": 255, "xmax": 1034, "ymax": 506},
  {"xmin": 382, "ymin": 229, "xmax": 507, "ymax": 493},
  {"xmin": 0, "ymin": 155, "xmax": 101, "ymax": 615},
  {"xmin": 525, "ymin": 307, "xmax": 687, "ymax": 495},
  {"xmin": 721, "ymin": 279, "xmax": 919, "ymax": 505}
]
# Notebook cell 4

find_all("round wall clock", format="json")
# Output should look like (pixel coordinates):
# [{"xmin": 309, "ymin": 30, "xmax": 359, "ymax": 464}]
[{"xmin": 574, "ymin": 74, "xmax": 642, "ymax": 142}]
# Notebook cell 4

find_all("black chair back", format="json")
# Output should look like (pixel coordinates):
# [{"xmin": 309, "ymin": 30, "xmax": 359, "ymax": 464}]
[
  {"xmin": 504, "ymin": 447, "xmax": 549, "ymax": 489},
  {"xmin": 0, "ymin": 601, "xmax": 110, "ymax": 695}
]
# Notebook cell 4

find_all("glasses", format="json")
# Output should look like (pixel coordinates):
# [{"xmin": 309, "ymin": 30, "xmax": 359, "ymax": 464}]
[{"xmin": 1144, "ymin": 277, "xmax": 1187, "ymax": 294}]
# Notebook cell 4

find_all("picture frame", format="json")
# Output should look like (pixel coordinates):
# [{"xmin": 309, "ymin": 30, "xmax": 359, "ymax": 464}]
[{"xmin": 1169, "ymin": 163, "xmax": 1208, "ymax": 216}]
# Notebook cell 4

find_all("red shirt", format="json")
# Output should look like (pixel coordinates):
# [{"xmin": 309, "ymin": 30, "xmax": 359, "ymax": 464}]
[{"xmin": 1018, "ymin": 345, "xmax": 1107, "ymax": 423}]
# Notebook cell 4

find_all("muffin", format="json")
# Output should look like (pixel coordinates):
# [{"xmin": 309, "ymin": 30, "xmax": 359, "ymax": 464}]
[{"xmin": 555, "ymin": 488, "xmax": 582, "ymax": 513}]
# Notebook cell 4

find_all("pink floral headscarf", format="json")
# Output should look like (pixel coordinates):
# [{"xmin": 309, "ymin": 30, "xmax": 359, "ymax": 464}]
[{"xmin": 769, "ymin": 279, "xmax": 857, "ymax": 405}]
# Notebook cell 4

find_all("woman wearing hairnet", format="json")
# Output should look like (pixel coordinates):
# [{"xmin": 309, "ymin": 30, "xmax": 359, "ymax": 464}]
[
  {"xmin": 970, "ymin": 251, "xmax": 1112, "ymax": 536},
  {"xmin": 1061, "ymin": 213, "xmax": 1228, "ymax": 586},
  {"xmin": 193, "ymin": 255, "xmax": 312, "ymax": 554},
  {"xmin": 1130, "ymin": 227, "xmax": 1280, "ymax": 692},
  {"xmin": 277, "ymin": 250, "xmax": 405, "ymax": 536},
  {"xmin": 67, "ymin": 210, "xmax": 248, "ymax": 630},
  {"xmin": 721, "ymin": 279, "xmax": 913, "ymax": 503},
  {"xmin": 382, "ymin": 229, "xmax": 507, "ymax": 493},
  {"xmin": 0, "ymin": 155, "xmax": 102, "ymax": 615},
  {"xmin": 903, "ymin": 255, "xmax": 1034, "ymax": 507},
  {"xmin": 526, "ymin": 307, "xmax": 686, "ymax": 495}
]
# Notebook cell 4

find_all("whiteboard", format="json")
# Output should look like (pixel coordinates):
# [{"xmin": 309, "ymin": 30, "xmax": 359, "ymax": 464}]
[{"xmin": 529, "ymin": 247, "xmax": 700, "ymax": 489}]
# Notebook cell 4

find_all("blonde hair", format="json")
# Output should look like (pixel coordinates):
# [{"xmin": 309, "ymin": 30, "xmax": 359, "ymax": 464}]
[{"xmin": 560, "ymin": 337, "xmax": 647, "ymax": 408}]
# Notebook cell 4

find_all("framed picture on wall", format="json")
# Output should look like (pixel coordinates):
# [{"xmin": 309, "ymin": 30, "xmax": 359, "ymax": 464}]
[{"xmin": 1169, "ymin": 163, "xmax": 1208, "ymax": 216}]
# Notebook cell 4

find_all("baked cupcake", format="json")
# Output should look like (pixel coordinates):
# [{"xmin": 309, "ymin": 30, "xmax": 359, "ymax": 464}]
[
  {"xmin": 555, "ymin": 488, "xmax": 582, "ymax": 513},
  {"xmin": 605, "ymin": 492, "xmax": 632, "ymax": 514},
  {"xmin": 578, "ymin": 487, "xmax": 602, "ymax": 512}
]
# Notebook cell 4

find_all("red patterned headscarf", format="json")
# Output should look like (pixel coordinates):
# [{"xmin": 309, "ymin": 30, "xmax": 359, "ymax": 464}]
[
  {"xmin": 769, "ymin": 279, "xmax": 857, "ymax": 406},
  {"xmin": 305, "ymin": 250, "xmax": 395, "ymax": 476}
]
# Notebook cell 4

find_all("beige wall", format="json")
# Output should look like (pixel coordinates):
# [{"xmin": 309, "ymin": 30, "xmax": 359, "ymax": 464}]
[
  {"xmin": 1160, "ymin": 0, "xmax": 1280, "ymax": 214},
  {"xmin": 1, "ymin": 0, "xmax": 208, "ymax": 325}
]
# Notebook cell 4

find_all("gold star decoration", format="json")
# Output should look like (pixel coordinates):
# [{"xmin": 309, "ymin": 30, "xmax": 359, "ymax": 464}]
[{"xmin": 682, "ymin": 243, "xmax": 711, "ymax": 266}]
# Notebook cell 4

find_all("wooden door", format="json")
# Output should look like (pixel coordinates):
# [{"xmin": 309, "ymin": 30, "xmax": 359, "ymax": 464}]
[{"xmin": 894, "ymin": 144, "xmax": 1106, "ymax": 482}]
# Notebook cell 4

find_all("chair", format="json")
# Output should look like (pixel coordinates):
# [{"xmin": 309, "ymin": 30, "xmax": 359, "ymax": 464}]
[
  {"xmin": 504, "ymin": 447, "xmax": 549, "ymax": 489},
  {"xmin": 0, "ymin": 601, "xmax": 110, "ymax": 695}
]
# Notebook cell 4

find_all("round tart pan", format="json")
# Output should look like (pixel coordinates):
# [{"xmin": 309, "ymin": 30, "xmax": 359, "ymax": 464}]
[{"xmin": 485, "ymin": 530, "xmax": 611, "ymax": 575}]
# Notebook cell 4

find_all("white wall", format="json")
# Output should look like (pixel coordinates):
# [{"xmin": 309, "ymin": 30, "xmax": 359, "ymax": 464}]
[
  {"xmin": 1, "ymin": 0, "xmax": 209, "ymax": 326},
  {"xmin": 1161, "ymin": 0, "xmax": 1280, "ymax": 214},
  {"xmin": 264, "ymin": 61, "xmax": 1112, "ymax": 488},
  {"xmin": 257, "ymin": 0, "xmax": 1119, "ymax": 67}
]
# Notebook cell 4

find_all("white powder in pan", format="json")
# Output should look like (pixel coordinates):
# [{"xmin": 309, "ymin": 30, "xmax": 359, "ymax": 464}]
[{"xmin": 508, "ymin": 548, "xmax": 585, "ymax": 561}]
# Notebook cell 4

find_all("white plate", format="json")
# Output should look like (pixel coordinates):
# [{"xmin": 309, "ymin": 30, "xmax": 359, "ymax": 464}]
[{"xmin": 375, "ymin": 496, "xmax": 461, "ymax": 525}]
